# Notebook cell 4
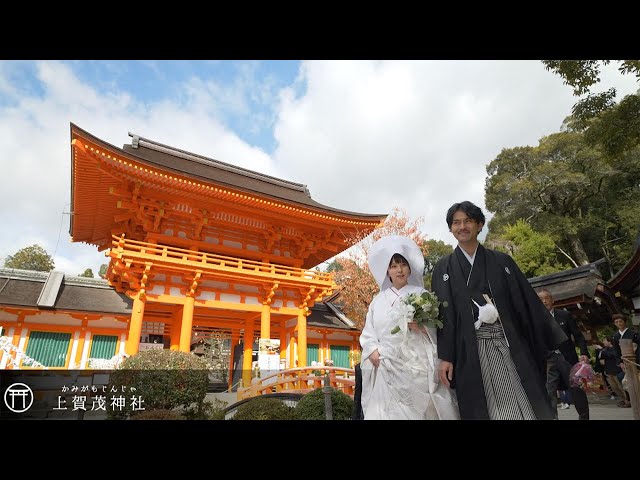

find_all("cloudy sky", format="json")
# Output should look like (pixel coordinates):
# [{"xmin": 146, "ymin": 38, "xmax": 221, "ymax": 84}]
[{"xmin": 0, "ymin": 60, "xmax": 637, "ymax": 276}]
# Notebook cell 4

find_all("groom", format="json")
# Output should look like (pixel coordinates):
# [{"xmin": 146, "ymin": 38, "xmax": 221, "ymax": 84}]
[{"xmin": 431, "ymin": 201, "xmax": 565, "ymax": 420}]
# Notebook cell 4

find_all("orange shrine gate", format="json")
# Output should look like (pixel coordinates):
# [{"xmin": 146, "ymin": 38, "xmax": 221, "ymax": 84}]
[{"xmin": 0, "ymin": 124, "xmax": 386, "ymax": 391}]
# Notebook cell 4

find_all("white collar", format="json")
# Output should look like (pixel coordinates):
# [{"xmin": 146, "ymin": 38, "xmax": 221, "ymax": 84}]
[
  {"xmin": 618, "ymin": 328, "xmax": 628, "ymax": 336},
  {"xmin": 458, "ymin": 243, "xmax": 479, "ymax": 266}
]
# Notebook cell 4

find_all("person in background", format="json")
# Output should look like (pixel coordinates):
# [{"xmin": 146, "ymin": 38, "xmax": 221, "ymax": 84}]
[
  {"xmin": 537, "ymin": 288, "xmax": 590, "ymax": 420},
  {"xmin": 558, "ymin": 389, "xmax": 571, "ymax": 410},
  {"xmin": 612, "ymin": 314, "xmax": 639, "ymax": 371},
  {"xmin": 611, "ymin": 314, "xmax": 638, "ymax": 407},
  {"xmin": 601, "ymin": 336, "xmax": 629, "ymax": 408}
]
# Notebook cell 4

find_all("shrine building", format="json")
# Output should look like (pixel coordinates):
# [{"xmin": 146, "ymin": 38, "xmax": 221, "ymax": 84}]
[{"xmin": 0, "ymin": 124, "xmax": 386, "ymax": 388}]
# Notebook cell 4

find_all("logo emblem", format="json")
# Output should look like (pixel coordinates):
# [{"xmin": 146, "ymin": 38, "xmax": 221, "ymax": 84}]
[
  {"xmin": 504, "ymin": 267, "xmax": 511, "ymax": 275},
  {"xmin": 4, "ymin": 382, "xmax": 34, "ymax": 413},
  {"xmin": 443, "ymin": 273, "xmax": 449, "ymax": 282}
]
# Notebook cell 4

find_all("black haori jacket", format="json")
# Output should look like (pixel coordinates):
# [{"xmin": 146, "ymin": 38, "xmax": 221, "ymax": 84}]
[{"xmin": 432, "ymin": 245, "xmax": 567, "ymax": 420}]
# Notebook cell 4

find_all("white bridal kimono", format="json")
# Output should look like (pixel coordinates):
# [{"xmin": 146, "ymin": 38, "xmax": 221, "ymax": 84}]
[{"xmin": 360, "ymin": 284, "xmax": 460, "ymax": 420}]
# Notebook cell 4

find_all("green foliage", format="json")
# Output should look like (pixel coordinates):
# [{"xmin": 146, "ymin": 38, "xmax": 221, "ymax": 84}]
[
  {"xmin": 583, "ymin": 94, "xmax": 640, "ymax": 157},
  {"xmin": 78, "ymin": 268, "xmax": 94, "ymax": 278},
  {"xmin": 325, "ymin": 259, "xmax": 344, "ymax": 272},
  {"xmin": 488, "ymin": 219, "xmax": 569, "ymax": 278},
  {"xmin": 422, "ymin": 239, "xmax": 454, "ymax": 289},
  {"xmin": 182, "ymin": 398, "xmax": 228, "ymax": 420},
  {"xmin": 594, "ymin": 325, "xmax": 617, "ymax": 342},
  {"xmin": 130, "ymin": 409, "xmax": 185, "ymax": 420},
  {"xmin": 543, "ymin": 60, "xmax": 613, "ymax": 97},
  {"xmin": 485, "ymin": 131, "xmax": 640, "ymax": 278},
  {"xmin": 542, "ymin": 60, "xmax": 640, "ymax": 98},
  {"xmin": 108, "ymin": 349, "xmax": 210, "ymax": 419},
  {"xmin": 293, "ymin": 387, "xmax": 354, "ymax": 420},
  {"xmin": 98, "ymin": 263, "xmax": 108, "ymax": 278},
  {"xmin": 232, "ymin": 396, "xmax": 294, "ymax": 420},
  {"xmin": 543, "ymin": 60, "xmax": 640, "ymax": 157},
  {"xmin": 4, "ymin": 244, "xmax": 54, "ymax": 271}
]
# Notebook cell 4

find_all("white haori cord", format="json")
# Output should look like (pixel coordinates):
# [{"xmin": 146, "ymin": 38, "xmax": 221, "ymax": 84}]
[{"xmin": 473, "ymin": 294, "xmax": 500, "ymax": 330}]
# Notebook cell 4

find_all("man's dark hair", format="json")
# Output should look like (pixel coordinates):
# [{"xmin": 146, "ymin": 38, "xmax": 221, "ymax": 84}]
[
  {"xmin": 445, "ymin": 201, "xmax": 486, "ymax": 229},
  {"xmin": 612, "ymin": 313, "xmax": 627, "ymax": 323}
]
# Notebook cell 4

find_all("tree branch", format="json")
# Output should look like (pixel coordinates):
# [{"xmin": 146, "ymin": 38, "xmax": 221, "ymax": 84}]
[{"xmin": 556, "ymin": 244, "xmax": 579, "ymax": 268}]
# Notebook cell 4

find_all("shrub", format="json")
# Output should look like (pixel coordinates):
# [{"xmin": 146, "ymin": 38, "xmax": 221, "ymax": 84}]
[
  {"xmin": 183, "ymin": 398, "xmax": 228, "ymax": 420},
  {"xmin": 130, "ymin": 409, "xmax": 185, "ymax": 420},
  {"xmin": 293, "ymin": 387, "xmax": 354, "ymax": 420},
  {"xmin": 232, "ymin": 396, "xmax": 294, "ymax": 420},
  {"xmin": 107, "ymin": 349, "xmax": 209, "ymax": 419}
]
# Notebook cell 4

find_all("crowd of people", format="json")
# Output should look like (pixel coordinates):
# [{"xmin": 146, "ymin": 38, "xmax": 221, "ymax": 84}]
[{"xmin": 353, "ymin": 200, "xmax": 639, "ymax": 420}]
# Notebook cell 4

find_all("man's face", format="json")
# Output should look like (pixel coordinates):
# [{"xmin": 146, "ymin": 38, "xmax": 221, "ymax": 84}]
[
  {"xmin": 614, "ymin": 318, "xmax": 626, "ymax": 330},
  {"xmin": 538, "ymin": 292, "xmax": 554, "ymax": 311},
  {"xmin": 450, "ymin": 210, "xmax": 483, "ymax": 244}
]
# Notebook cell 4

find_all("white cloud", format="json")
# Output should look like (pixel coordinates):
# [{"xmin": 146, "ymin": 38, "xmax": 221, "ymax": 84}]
[
  {"xmin": 0, "ymin": 60, "xmax": 637, "ymax": 277},
  {"xmin": 272, "ymin": 60, "xmax": 639, "ymax": 250},
  {"xmin": 0, "ymin": 60, "xmax": 273, "ymax": 276}
]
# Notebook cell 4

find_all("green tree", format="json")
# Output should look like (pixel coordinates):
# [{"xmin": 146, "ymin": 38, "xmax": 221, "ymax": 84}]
[
  {"xmin": 485, "ymin": 131, "xmax": 640, "ymax": 278},
  {"xmin": 542, "ymin": 60, "xmax": 640, "ymax": 157},
  {"xmin": 422, "ymin": 238, "xmax": 453, "ymax": 289},
  {"xmin": 78, "ymin": 268, "xmax": 94, "ymax": 278},
  {"xmin": 98, "ymin": 263, "xmax": 108, "ymax": 278},
  {"xmin": 325, "ymin": 259, "xmax": 343, "ymax": 273},
  {"xmin": 486, "ymin": 219, "xmax": 569, "ymax": 278},
  {"xmin": 486, "ymin": 132, "xmax": 611, "ymax": 266},
  {"xmin": 3, "ymin": 244, "xmax": 55, "ymax": 272}
]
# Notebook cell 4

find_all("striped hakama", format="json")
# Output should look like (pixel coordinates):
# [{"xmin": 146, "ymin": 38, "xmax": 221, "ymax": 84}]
[{"xmin": 476, "ymin": 322, "xmax": 537, "ymax": 420}]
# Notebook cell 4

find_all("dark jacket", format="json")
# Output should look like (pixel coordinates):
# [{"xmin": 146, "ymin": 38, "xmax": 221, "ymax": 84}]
[
  {"xmin": 600, "ymin": 346, "xmax": 622, "ymax": 375},
  {"xmin": 552, "ymin": 308, "xmax": 588, "ymax": 366},
  {"xmin": 432, "ymin": 245, "xmax": 566, "ymax": 420},
  {"xmin": 613, "ymin": 328, "xmax": 640, "ymax": 366}
]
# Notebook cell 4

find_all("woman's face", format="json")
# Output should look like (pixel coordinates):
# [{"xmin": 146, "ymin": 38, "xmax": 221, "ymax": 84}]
[{"xmin": 388, "ymin": 259, "xmax": 410, "ymax": 288}]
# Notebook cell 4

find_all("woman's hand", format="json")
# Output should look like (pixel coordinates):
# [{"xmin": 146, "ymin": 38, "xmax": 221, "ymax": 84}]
[
  {"xmin": 407, "ymin": 321, "xmax": 426, "ymax": 333},
  {"xmin": 369, "ymin": 349, "xmax": 380, "ymax": 368}
]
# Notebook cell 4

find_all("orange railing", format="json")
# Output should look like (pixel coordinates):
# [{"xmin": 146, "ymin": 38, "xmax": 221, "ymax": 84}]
[
  {"xmin": 109, "ymin": 234, "xmax": 334, "ymax": 286},
  {"xmin": 237, "ymin": 366, "xmax": 355, "ymax": 400}
]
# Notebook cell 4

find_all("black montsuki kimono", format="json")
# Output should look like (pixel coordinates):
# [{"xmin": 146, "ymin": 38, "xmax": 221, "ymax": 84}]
[{"xmin": 432, "ymin": 245, "xmax": 566, "ymax": 420}]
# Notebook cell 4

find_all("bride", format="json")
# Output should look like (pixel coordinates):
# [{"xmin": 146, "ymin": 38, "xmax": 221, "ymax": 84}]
[{"xmin": 359, "ymin": 235, "xmax": 459, "ymax": 420}]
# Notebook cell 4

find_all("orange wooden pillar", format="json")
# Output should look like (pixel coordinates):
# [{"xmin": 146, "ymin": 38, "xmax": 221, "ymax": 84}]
[
  {"xmin": 125, "ymin": 293, "xmax": 146, "ymax": 355},
  {"xmin": 297, "ymin": 309, "xmax": 307, "ymax": 367},
  {"xmin": 242, "ymin": 319, "xmax": 255, "ymax": 387},
  {"xmin": 279, "ymin": 321, "xmax": 287, "ymax": 367},
  {"xmin": 179, "ymin": 296, "xmax": 195, "ymax": 352},
  {"xmin": 260, "ymin": 304, "xmax": 271, "ymax": 340},
  {"xmin": 170, "ymin": 309, "xmax": 182, "ymax": 351}
]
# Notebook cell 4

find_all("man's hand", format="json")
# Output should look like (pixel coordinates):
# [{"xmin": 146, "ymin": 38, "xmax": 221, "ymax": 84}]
[
  {"xmin": 439, "ymin": 360, "xmax": 454, "ymax": 387},
  {"xmin": 579, "ymin": 354, "xmax": 589, "ymax": 364},
  {"xmin": 369, "ymin": 349, "xmax": 380, "ymax": 368}
]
